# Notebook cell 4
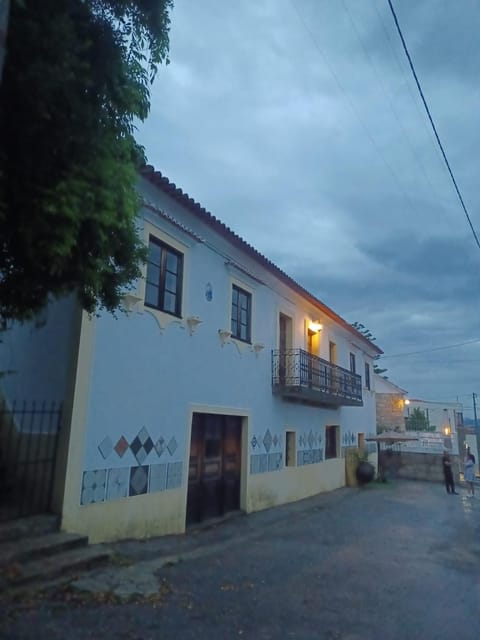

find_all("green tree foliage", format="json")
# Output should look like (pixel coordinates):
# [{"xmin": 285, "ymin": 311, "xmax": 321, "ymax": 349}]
[
  {"xmin": 405, "ymin": 407, "xmax": 435, "ymax": 432},
  {"xmin": 351, "ymin": 321, "xmax": 388, "ymax": 376},
  {"xmin": 0, "ymin": 0, "xmax": 173, "ymax": 320}
]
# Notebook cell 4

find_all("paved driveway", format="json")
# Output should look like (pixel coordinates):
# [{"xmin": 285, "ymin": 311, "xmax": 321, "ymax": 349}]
[{"xmin": 2, "ymin": 480, "xmax": 479, "ymax": 639}]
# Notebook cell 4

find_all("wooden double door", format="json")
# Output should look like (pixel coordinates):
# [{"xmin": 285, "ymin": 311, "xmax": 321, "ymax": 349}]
[{"xmin": 186, "ymin": 413, "xmax": 242, "ymax": 525}]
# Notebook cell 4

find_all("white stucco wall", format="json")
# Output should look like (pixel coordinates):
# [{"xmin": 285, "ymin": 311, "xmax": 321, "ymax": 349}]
[
  {"xmin": 0, "ymin": 295, "xmax": 78, "ymax": 410},
  {"xmin": 60, "ymin": 183, "xmax": 379, "ymax": 542}
]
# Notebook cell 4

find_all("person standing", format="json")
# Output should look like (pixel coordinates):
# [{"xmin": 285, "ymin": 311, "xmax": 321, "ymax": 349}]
[
  {"xmin": 442, "ymin": 450, "xmax": 457, "ymax": 494},
  {"xmin": 464, "ymin": 451, "xmax": 475, "ymax": 497}
]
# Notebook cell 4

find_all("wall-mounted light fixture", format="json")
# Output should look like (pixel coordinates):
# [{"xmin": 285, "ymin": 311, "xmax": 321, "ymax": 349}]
[
  {"xmin": 404, "ymin": 399, "xmax": 410, "ymax": 406},
  {"xmin": 186, "ymin": 316, "xmax": 203, "ymax": 335},
  {"xmin": 308, "ymin": 320, "xmax": 323, "ymax": 333},
  {"xmin": 218, "ymin": 329, "xmax": 232, "ymax": 347},
  {"xmin": 444, "ymin": 426, "xmax": 451, "ymax": 436}
]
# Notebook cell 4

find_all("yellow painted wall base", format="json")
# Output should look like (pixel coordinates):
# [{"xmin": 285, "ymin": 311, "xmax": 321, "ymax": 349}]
[
  {"xmin": 61, "ymin": 459, "xmax": 348, "ymax": 543},
  {"xmin": 247, "ymin": 459, "xmax": 345, "ymax": 513},
  {"xmin": 61, "ymin": 489, "xmax": 186, "ymax": 544}
]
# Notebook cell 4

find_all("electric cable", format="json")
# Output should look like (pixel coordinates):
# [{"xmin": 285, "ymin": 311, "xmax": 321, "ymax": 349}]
[{"xmin": 387, "ymin": 0, "xmax": 480, "ymax": 251}]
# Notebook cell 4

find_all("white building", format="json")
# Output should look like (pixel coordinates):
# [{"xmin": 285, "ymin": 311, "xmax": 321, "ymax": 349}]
[{"xmin": 0, "ymin": 166, "xmax": 381, "ymax": 542}]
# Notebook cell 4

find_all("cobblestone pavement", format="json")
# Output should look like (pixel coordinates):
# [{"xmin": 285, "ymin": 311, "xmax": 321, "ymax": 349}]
[{"xmin": 1, "ymin": 480, "xmax": 480, "ymax": 640}]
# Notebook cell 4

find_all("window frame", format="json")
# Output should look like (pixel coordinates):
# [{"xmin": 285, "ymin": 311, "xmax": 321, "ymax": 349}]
[
  {"xmin": 349, "ymin": 352, "xmax": 356, "ymax": 374},
  {"xmin": 144, "ymin": 235, "xmax": 184, "ymax": 318},
  {"xmin": 285, "ymin": 430, "xmax": 297, "ymax": 467},
  {"xmin": 325, "ymin": 425, "xmax": 339, "ymax": 459},
  {"xmin": 231, "ymin": 284, "xmax": 252, "ymax": 343},
  {"xmin": 364, "ymin": 362, "xmax": 371, "ymax": 390}
]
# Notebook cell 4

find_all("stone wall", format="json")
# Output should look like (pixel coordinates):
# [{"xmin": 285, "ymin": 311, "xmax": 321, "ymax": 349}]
[
  {"xmin": 376, "ymin": 393, "xmax": 405, "ymax": 432},
  {"xmin": 379, "ymin": 450, "xmax": 460, "ymax": 483}
]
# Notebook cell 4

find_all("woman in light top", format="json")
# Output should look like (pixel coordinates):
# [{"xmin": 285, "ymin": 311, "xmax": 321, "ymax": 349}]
[{"xmin": 464, "ymin": 451, "xmax": 475, "ymax": 497}]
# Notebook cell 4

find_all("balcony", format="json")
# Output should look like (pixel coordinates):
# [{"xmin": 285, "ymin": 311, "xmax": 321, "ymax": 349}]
[{"xmin": 272, "ymin": 348, "xmax": 363, "ymax": 407}]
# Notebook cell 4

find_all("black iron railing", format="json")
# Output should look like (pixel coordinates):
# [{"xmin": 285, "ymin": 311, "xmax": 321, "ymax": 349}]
[
  {"xmin": 0, "ymin": 400, "xmax": 62, "ymax": 521},
  {"xmin": 272, "ymin": 348, "xmax": 363, "ymax": 406}
]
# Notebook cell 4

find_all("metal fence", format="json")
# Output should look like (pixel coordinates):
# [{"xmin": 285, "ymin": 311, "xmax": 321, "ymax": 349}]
[
  {"xmin": 271, "ymin": 348, "xmax": 362, "ymax": 404},
  {"xmin": 0, "ymin": 400, "xmax": 62, "ymax": 521},
  {"xmin": 381, "ymin": 431, "xmax": 459, "ymax": 456}
]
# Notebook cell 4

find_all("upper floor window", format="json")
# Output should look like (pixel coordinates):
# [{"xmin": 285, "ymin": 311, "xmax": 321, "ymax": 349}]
[
  {"xmin": 365, "ymin": 362, "xmax": 371, "ymax": 390},
  {"xmin": 145, "ymin": 236, "xmax": 183, "ymax": 317},
  {"xmin": 350, "ymin": 353, "xmax": 356, "ymax": 374},
  {"xmin": 231, "ymin": 284, "xmax": 251, "ymax": 342},
  {"xmin": 329, "ymin": 341, "xmax": 337, "ymax": 364}
]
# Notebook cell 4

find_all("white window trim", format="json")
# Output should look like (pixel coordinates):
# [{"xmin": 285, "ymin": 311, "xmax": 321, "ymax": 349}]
[
  {"xmin": 137, "ymin": 220, "xmax": 190, "ymax": 331},
  {"xmin": 228, "ymin": 274, "xmax": 256, "ymax": 349}
]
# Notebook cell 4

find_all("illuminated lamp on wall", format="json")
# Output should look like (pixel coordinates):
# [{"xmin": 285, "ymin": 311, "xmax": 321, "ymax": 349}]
[
  {"xmin": 308, "ymin": 320, "xmax": 323, "ymax": 333},
  {"xmin": 404, "ymin": 399, "xmax": 410, "ymax": 406}
]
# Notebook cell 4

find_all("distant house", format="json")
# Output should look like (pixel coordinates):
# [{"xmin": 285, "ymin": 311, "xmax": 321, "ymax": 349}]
[
  {"xmin": 375, "ymin": 375, "xmax": 408, "ymax": 432},
  {"xmin": 0, "ymin": 166, "xmax": 382, "ymax": 543},
  {"xmin": 404, "ymin": 399, "xmax": 463, "ymax": 437}
]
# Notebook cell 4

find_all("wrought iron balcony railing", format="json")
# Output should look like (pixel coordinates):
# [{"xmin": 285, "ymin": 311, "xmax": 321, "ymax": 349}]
[{"xmin": 272, "ymin": 348, "xmax": 363, "ymax": 407}]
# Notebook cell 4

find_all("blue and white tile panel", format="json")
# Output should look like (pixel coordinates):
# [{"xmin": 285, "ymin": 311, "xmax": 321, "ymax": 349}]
[
  {"xmin": 97, "ymin": 426, "xmax": 178, "ymax": 467},
  {"xmin": 296, "ymin": 429, "xmax": 324, "ymax": 466},
  {"xmin": 297, "ymin": 448, "xmax": 323, "ymax": 466},
  {"xmin": 80, "ymin": 461, "xmax": 183, "ymax": 506},
  {"xmin": 250, "ymin": 428, "xmax": 283, "ymax": 474}
]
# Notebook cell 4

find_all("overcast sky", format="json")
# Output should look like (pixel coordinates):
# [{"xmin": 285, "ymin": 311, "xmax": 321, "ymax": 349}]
[{"xmin": 137, "ymin": 0, "xmax": 480, "ymax": 417}]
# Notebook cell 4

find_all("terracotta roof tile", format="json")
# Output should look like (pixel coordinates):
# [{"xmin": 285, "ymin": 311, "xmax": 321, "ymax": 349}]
[{"xmin": 140, "ymin": 165, "xmax": 382, "ymax": 355}]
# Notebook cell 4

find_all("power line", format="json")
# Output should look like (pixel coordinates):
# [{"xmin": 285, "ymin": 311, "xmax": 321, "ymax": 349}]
[
  {"xmin": 381, "ymin": 338, "xmax": 480, "ymax": 359},
  {"xmin": 387, "ymin": 0, "xmax": 480, "ymax": 251}
]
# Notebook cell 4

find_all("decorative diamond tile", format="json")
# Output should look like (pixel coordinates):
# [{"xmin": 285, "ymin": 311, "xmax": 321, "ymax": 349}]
[
  {"xmin": 106, "ymin": 467, "xmax": 129, "ymax": 501},
  {"xmin": 81, "ymin": 469, "xmax": 106, "ymax": 505},
  {"xmin": 251, "ymin": 435, "xmax": 258, "ymax": 450},
  {"xmin": 149, "ymin": 463, "xmax": 167, "ymax": 493},
  {"xmin": 166, "ymin": 461, "xmax": 182, "ymax": 489},
  {"xmin": 250, "ymin": 454, "xmax": 268, "ymax": 474},
  {"xmin": 154, "ymin": 437, "xmax": 166, "ymax": 457},
  {"xmin": 130, "ymin": 430, "xmax": 154, "ymax": 465},
  {"xmin": 138, "ymin": 426, "xmax": 149, "ymax": 443},
  {"xmin": 258, "ymin": 454, "xmax": 268, "ymax": 472},
  {"xmin": 250, "ymin": 454, "xmax": 261, "ymax": 474},
  {"xmin": 263, "ymin": 429, "xmax": 273, "ymax": 453},
  {"xmin": 114, "ymin": 436, "xmax": 129, "ymax": 458},
  {"xmin": 167, "ymin": 436, "xmax": 178, "ymax": 457},
  {"xmin": 98, "ymin": 436, "xmax": 113, "ymax": 459},
  {"xmin": 268, "ymin": 452, "xmax": 283, "ymax": 471},
  {"xmin": 308, "ymin": 430, "xmax": 315, "ymax": 450},
  {"xmin": 129, "ymin": 466, "xmax": 149, "ymax": 496}
]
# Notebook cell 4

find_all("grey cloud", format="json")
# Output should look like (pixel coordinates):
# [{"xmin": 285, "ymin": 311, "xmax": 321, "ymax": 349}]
[{"xmin": 138, "ymin": 0, "xmax": 480, "ymax": 411}]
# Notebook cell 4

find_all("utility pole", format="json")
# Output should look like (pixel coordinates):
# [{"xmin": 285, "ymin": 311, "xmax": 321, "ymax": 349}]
[
  {"xmin": 0, "ymin": 0, "xmax": 10, "ymax": 83},
  {"xmin": 473, "ymin": 392, "xmax": 478, "ymax": 435}
]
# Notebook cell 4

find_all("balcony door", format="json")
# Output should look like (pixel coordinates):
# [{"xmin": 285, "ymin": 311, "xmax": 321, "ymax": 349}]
[
  {"xmin": 279, "ymin": 313, "xmax": 293, "ymax": 385},
  {"xmin": 307, "ymin": 328, "xmax": 321, "ymax": 388}
]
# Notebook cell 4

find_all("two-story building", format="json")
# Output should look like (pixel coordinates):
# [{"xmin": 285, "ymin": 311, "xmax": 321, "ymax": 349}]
[{"xmin": 0, "ymin": 166, "xmax": 382, "ymax": 542}]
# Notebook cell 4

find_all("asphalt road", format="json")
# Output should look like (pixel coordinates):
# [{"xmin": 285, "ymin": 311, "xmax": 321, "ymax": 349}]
[{"xmin": 2, "ymin": 480, "xmax": 479, "ymax": 639}]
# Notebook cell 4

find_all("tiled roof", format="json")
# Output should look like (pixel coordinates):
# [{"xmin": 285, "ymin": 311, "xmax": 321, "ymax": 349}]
[{"xmin": 140, "ymin": 164, "xmax": 383, "ymax": 355}]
